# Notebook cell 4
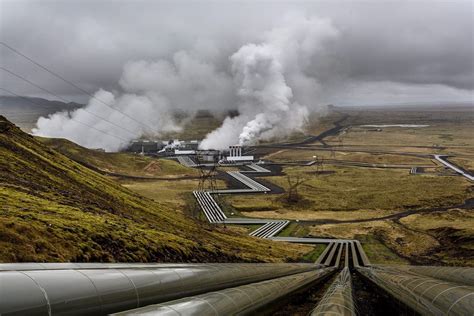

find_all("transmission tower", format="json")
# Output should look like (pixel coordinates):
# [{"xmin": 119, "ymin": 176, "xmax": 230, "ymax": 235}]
[{"xmin": 196, "ymin": 152, "xmax": 220, "ymax": 192}]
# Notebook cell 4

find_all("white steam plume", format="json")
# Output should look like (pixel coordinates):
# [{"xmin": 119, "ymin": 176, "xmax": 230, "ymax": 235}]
[
  {"xmin": 33, "ymin": 50, "xmax": 233, "ymax": 151},
  {"xmin": 200, "ymin": 15, "xmax": 338, "ymax": 149},
  {"xmin": 33, "ymin": 89, "xmax": 179, "ymax": 151},
  {"xmin": 34, "ymin": 14, "xmax": 338, "ymax": 151}
]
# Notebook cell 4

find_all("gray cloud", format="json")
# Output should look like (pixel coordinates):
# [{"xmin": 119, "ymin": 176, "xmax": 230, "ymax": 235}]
[{"xmin": 1, "ymin": 0, "xmax": 472, "ymax": 104}]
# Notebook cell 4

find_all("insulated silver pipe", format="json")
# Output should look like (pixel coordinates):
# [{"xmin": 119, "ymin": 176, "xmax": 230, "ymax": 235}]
[
  {"xmin": 310, "ymin": 267, "xmax": 356, "ymax": 316},
  {"xmin": 334, "ymin": 243, "xmax": 344, "ymax": 268},
  {"xmin": 324, "ymin": 243, "xmax": 339, "ymax": 266},
  {"xmin": 315, "ymin": 243, "xmax": 334, "ymax": 265},
  {"xmin": 358, "ymin": 265, "xmax": 474, "ymax": 315},
  {"xmin": 377, "ymin": 265, "xmax": 474, "ymax": 286},
  {"xmin": 0, "ymin": 262, "xmax": 206, "ymax": 271},
  {"xmin": 344, "ymin": 242, "xmax": 349, "ymax": 268},
  {"xmin": 0, "ymin": 263, "xmax": 321, "ymax": 316},
  {"xmin": 113, "ymin": 267, "xmax": 336, "ymax": 315},
  {"xmin": 354, "ymin": 240, "xmax": 370, "ymax": 266}
]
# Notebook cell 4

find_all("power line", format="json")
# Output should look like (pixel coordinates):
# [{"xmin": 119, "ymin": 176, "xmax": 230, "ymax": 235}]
[
  {"xmin": 0, "ymin": 66, "xmax": 138, "ymax": 136},
  {"xmin": 0, "ymin": 87, "xmax": 129, "ymax": 143},
  {"xmin": 0, "ymin": 41, "xmax": 157, "ymax": 133}
]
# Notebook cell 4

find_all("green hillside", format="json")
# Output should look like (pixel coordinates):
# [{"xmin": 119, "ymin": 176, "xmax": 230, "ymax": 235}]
[
  {"xmin": 37, "ymin": 137, "xmax": 198, "ymax": 178},
  {"xmin": 0, "ymin": 116, "xmax": 308, "ymax": 262}
]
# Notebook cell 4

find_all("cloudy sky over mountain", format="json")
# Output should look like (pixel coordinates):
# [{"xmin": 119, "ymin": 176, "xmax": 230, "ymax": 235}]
[{"xmin": 1, "ymin": 0, "xmax": 472, "ymax": 106}]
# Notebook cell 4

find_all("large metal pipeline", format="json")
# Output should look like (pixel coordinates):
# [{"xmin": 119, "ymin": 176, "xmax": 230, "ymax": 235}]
[
  {"xmin": 350, "ymin": 242, "xmax": 360, "ymax": 268},
  {"xmin": 377, "ymin": 265, "xmax": 474, "ymax": 286},
  {"xmin": 315, "ymin": 242, "xmax": 335, "ymax": 265},
  {"xmin": 354, "ymin": 240, "xmax": 370, "ymax": 266},
  {"xmin": 310, "ymin": 267, "xmax": 356, "ymax": 316},
  {"xmin": 113, "ymin": 267, "xmax": 336, "ymax": 315},
  {"xmin": 324, "ymin": 243, "xmax": 339, "ymax": 266},
  {"xmin": 0, "ymin": 262, "xmax": 209, "ymax": 271},
  {"xmin": 0, "ymin": 263, "xmax": 322, "ymax": 315},
  {"xmin": 358, "ymin": 265, "xmax": 474, "ymax": 315}
]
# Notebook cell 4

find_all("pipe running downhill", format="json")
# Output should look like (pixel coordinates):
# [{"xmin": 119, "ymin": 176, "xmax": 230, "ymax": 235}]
[
  {"xmin": 0, "ymin": 263, "xmax": 321, "ymax": 315},
  {"xmin": 310, "ymin": 267, "xmax": 356, "ymax": 316},
  {"xmin": 113, "ymin": 267, "xmax": 336, "ymax": 315},
  {"xmin": 357, "ymin": 265, "xmax": 474, "ymax": 315}
]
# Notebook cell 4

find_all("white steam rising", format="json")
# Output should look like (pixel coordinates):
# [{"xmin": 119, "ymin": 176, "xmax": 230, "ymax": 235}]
[
  {"xmin": 33, "ymin": 89, "xmax": 180, "ymax": 151},
  {"xmin": 33, "ymin": 50, "xmax": 233, "ymax": 151},
  {"xmin": 33, "ymin": 15, "xmax": 338, "ymax": 151},
  {"xmin": 200, "ymin": 15, "xmax": 338, "ymax": 149}
]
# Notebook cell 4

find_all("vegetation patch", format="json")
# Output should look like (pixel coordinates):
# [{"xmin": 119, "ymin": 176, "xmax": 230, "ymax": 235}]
[
  {"xmin": 0, "ymin": 116, "xmax": 311, "ymax": 263},
  {"xmin": 38, "ymin": 137, "xmax": 198, "ymax": 178},
  {"xmin": 228, "ymin": 166, "xmax": 472, "ymax": 216},
  {"xmin": 300, "ymin": 244, "xmax": 327, "ymax": 263}
]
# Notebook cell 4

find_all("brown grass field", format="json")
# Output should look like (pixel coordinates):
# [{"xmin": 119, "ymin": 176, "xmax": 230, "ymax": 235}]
[
  {"xmin": 226, "ymin": 107, "xmax": 474, "ymax": 265},
  {"xmin": 4, "ymin": 106, "xmax": 472, "ymax": 266}
]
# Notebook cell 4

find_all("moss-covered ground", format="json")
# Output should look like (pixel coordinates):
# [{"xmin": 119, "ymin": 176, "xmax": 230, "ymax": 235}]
[
  {"xmin": 0, "ymin": 116, "xmax": 311, "ymax": 263},
  {"xmin": 38, "ymin": 137, "xmax": 198, "ymax": 178}
]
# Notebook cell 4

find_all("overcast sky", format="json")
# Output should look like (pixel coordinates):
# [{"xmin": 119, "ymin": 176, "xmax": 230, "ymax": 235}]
[{"xmin": 1, "ymin": 0, "xmax": 473, "ymax": 106}]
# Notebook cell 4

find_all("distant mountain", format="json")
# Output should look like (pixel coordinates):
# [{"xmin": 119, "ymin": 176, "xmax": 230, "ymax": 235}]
[
  {"xmin": 0, "ymin": 96, "xmax": 83, "ymax": 131},
  {"xmin": 0, "ymin": 95, "xmax": 82, "ymax": 110}
]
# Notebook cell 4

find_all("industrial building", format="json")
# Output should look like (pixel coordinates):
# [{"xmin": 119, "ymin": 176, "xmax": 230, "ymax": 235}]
[
  {"xmin": 226, "ymin": 145, "xmax": 254, "ymax": 162},
  {"xmin": 126, "ymin": 139, "xmax": 200, "ymax": 155},
  {"xmin": 196, "ymin": 150, "xmax": 222, "ymax": 162},
  {"xmin": 127, "ymin": 140, "xmax": 165, "ymax": 153}
]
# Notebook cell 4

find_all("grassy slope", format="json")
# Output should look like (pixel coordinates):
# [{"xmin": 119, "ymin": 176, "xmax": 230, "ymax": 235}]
[
  {"xmin": 263, "ymin": 149, "xmax": 432, "ymax": 165},
  {"xmin": 38, "ymin": 137, "xmax": 198, "ymax": 178},
  {"xmin": 400, "ymin": 209, "xmax": 474, "ymax": 266},
  {"xmin": 0, "ymin": 116, "xmax": 309, "ymax": 262},
  {"xmin": 228, "ymin": 166, "xmax": 472, "ymax": 215},
  {"xmin": 225, "ymin": 165, "xmax": 473, "ymax": 265}
]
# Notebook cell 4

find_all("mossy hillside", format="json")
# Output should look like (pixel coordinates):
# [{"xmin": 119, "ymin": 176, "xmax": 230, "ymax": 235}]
[
  {"xmin": 37, "ymin": 137, "xmax": 198, "ymax": 178},
  {"xmin": 0, "ymin": 116, "xmax": 309, "ymax": 262}
]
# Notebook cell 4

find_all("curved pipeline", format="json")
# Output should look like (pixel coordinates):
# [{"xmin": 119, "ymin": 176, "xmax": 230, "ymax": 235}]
[
  {"xmin": 0, "ymin": 263, "xmax": 321, "ymax": 315},
  {"xmin": 112, "ymin": 267, "xmax": 336, "ymax": 315}
]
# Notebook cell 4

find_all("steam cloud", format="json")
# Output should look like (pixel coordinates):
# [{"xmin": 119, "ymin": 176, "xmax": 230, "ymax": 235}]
[
  {"xmin": 33, "ymin": 15, "xmax": 339, "ymax": 151},
  {"xmin": 33, "ymin": 50, "xmax": 234, "ymax": 151},
  {"xmin": 200, "ymin": 15, "xmax": 338, "ymax": 149},
  {"xmin": 31, "ymin": 16, "xmax": 328, "ymax": 150}
]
